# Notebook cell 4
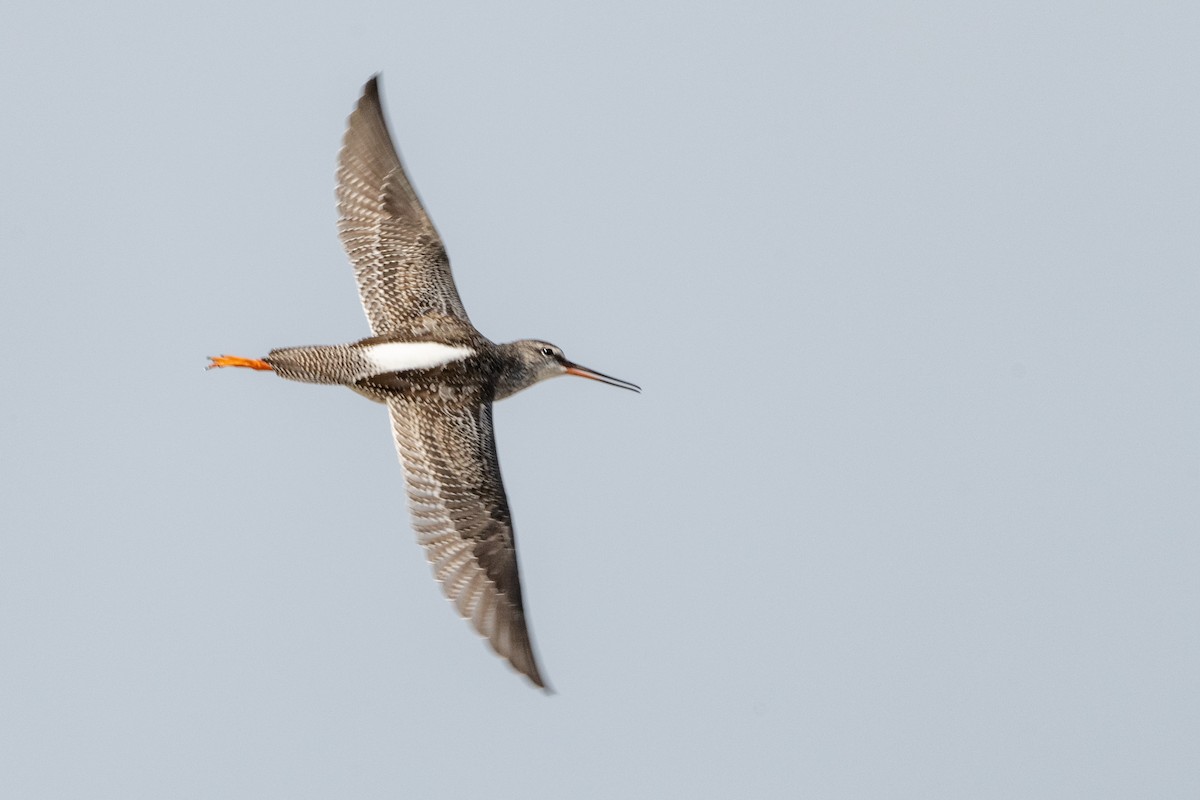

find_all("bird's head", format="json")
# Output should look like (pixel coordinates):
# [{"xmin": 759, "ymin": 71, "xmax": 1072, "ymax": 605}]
[{"xmin": 498, "ymin": 340, "xmax": 640, "ymax": 399}]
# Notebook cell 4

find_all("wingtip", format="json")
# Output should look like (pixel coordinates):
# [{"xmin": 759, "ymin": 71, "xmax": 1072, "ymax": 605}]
[
  {"xmin": 524, "ymin": 668, "xmax": 553, "ymax": 694},
  {"xmin": 527, "ymin": 663, "xmax": 552, "ymax": 693},
  {"xmin": 504, "ymin": 631, "xmax": 551, "ymax": 692},
  {"xmin": 364, "ymin": 74, "xmax": 381, "ymax": 98}
]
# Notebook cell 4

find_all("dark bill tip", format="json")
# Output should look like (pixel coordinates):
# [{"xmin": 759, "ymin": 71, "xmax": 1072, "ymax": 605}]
[{"xmin": 564, "ymin": 364, "xmax": 641, "ymax": 393}]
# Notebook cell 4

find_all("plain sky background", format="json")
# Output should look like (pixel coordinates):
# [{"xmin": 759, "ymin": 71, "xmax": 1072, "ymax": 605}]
[{"xmin": 1, "ymin": 2, "xmax": 1197, "ymax": 798}]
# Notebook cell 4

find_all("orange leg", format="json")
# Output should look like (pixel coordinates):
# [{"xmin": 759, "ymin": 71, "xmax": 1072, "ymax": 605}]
[{"xmin": 207, "ymin": 354, "xmax": 274, "ymax": 371}]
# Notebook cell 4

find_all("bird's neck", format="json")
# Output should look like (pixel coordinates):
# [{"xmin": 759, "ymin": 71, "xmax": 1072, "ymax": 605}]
[{"xmin": 492, "ymin": 342, "xmax": 540, "ymax": 401}]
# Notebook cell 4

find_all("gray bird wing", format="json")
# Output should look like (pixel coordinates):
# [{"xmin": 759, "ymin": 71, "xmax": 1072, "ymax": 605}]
[
  {"xmin": 337, "ymin": 76, "xmax": 472, "ymax": 335},
  {"xmin": 386, "ymin": 391, "xmax": 547, "ymax": 689}
]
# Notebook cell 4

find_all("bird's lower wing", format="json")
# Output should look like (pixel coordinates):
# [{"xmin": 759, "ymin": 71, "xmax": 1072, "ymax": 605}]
[{"xmin": 386, "ymin": 393, "xmax": 547, "ymax": 689}]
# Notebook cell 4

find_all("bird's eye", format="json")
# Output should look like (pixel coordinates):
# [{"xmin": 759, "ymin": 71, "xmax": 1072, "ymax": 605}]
[{"xmin": 540, "ymin": 347, "xmax": 555, "ymax": 357}]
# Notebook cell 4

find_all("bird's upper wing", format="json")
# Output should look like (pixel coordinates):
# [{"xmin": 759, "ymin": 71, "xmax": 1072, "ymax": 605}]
[
  {"xmin": 337, "ymin": 77, "xmax": 471, "ymax": 335},
  {"xmin": 386, "ymin": 390, "xmax": 547, "ymax": 689}
]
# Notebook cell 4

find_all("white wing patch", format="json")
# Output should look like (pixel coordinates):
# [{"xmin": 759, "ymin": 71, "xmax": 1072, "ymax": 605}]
[{"xmin": 361, "ymin": 342, "xmax": 474, "ymax": 375}]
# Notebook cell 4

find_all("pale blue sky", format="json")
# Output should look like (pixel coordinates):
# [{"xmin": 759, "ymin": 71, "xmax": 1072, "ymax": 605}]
[{"xmin": 1, "ymin": 2, "xmax": 1197, "ymax": 797}]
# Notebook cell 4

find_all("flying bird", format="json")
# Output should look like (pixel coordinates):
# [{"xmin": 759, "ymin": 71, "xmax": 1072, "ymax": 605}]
[{"xmin": 209, "ymin": 76, "xmax": 639, "ymax": 689}]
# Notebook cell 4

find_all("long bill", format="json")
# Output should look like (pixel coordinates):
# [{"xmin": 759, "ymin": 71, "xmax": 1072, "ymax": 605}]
[{"xmin": 564, "ymin": 362, "xmax": 641, "ymax": 393}]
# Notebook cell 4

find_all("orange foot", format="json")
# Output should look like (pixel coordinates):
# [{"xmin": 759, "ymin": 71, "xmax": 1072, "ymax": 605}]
[{"xmin": 207, "ymin": 354, "xmax": 273, "ymax": 371}]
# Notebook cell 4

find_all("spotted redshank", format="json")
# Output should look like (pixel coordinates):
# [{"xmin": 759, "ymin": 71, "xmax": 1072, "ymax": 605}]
[{"xmin": 209, "ymin": 76, "xmax": 638, "ymax": 690}]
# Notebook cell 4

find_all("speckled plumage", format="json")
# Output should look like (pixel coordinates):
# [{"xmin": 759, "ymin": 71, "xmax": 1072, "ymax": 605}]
[
  {"xmin": 213, "ymin": 77, "xmax": 638, "ymax": 690},
  {"xmin": 337, "ymin": 78, "xmax": 471, "ymax": 335}
]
